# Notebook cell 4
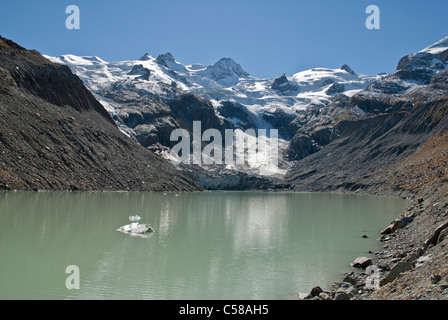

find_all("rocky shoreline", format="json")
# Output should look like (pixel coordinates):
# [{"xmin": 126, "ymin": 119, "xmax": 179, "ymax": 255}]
[
  {"xmin": 287, "ymin": 95, "xmax": 448, "ymax": 300},
  {"xmin": 297, "ymin": 164, "xmax": 448, "ymax": 300},
  {"xmin": 298, "ymin": 198, "xmax": 448, "ymax": 300}
]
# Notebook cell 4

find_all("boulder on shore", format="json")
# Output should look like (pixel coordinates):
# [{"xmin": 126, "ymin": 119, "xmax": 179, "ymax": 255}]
[
  {"xmin": 350, "ymin": 257, "xmax": 373, "ymax": 269},
  {"xmin": 333, "ymin": 282, "xmax": 357, "ymax": 300},
  {"xmin": 380, "ymin": 217, "xmax": 414, "ymax": 235}
]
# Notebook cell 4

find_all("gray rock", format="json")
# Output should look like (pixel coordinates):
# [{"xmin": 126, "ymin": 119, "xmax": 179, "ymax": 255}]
[
  {"xmin": 318, "ymin": 292, "xmax": 332, "ymax": 300},
  {"xmin": 430, "ymin": 274, "xmax": 442, "ymax": 284},
  {"xmin": 341, "ymin": 64, "xmax": 356, "ymax": 75},
  {"xmin": 367, "ymin": 80, "xmax": 408, "ymax": 94},
  {"xmin": 343, "ymin": 271, "xmax": 365, "ymax": 287},
  {"xmin": 438, "ymin": 283, "xmax": 448, "ymax": 290},
  {"xmin": 311, "ymin": 126, "xmax": 334, "ymax": 146},
  {"xmin": 272, "ymin": 74, "xmax": 298, "ymax": 94},
  {"xmin": 351, "ymin": 257, "xmax": 373, "ymax": 269},
  {"xmin": 128, "ymin": 64, "xmax": 151, "ymax": 81},
  {"xmin": 424, "ymin": 221, "xmax": 448, "ymax": 249},
  {"xmin": 380, "ymin": 216, "xmax": 414, "ymax": 235},
  {"xmin": 134, "ymin": 124, "xmax": 159, "ymax": 147},
  {"xmin": 217, "ymin": 101, "xmax": 256, "ymax": 130},
  {"xmin": 262, "ymin": 109, "xmax": 297, "ymax": 139},
  {"xmin": 297, "ymin": 292, "xmax": 310, "ymax": 300},
  {"xmin": 381, "ymin": 250, "xmax": 423, "ymax": 286},
  {"xmin": 155, "ymin": 52, "xmax": 176, "ymax": 67},
  {"xmin": 286, "ymin": 133, "xmax": 320, "ymax": 160},
  {"xmin": 309, "ymin": 286, "xmax": 323, "ymax": 297},
  {"xmin": 414, "ymin": 254, "xmax": 432, "ymax": 268},
  {"xmin": 326, "ymin": 83, "xmax": 345, "ymax": 95},
  {"xmin": 333, "ymin": 282, "xmax": 357, "ymax": 300}
]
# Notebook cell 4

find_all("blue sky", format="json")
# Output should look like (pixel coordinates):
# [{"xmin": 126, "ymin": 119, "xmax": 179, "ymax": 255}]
[{"xmin": 1, "ymin": 0, "xmax": 447, "ymax": 78}]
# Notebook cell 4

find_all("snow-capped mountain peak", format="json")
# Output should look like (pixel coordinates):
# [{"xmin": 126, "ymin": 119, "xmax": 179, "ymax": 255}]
[
  {"xmin": 341, "ymin": 64, "xmax": 356, "ymax": 75},
  {"xmin": 196, "ymin": 57, "xmax": 250, "ymax": 85},
  {"xmin": 45, "ymin": 49, "xmax": 381, "ymax": 128},
  {"xmin": 420, "ymin": 36, "xmax": 448, "ymax": 54},
  {"xmin": 386, "ymin": 36, "xmax": 448, "ymax": 85},
  {"xmin": 210, "ymin": 57, "xmax": 249, "ymax": 77},
  {"xmin": 156, "ymin": 52, "xmax": 176, "ymax": 64},
  {"xmin": 139, "ymin": 53, "xmax": 153, "ymax": 61},
  {"xmin": 154, "ymin": 52, "xmax": 189, "ymax": 74},
  {"xmin": 58, "ymin": 54, "xmax": 107, "ymax": 66}
]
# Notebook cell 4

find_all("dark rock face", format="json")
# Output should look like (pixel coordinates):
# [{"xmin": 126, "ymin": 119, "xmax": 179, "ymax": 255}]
[
  {"xmin": 103, "ymin": 81, "xmax": 231, "ymax": 149},
  {"xmin": 261, "ymin": 109, "xmax": 297, "ymax": 139},
  {"xmin": 390, "ymin": 48, "xmax": 448, "ymax": 84},
  {"xmin": 326, "ymin": 83, "xmax": 345, "ymax": 95},
  {"xmin": 155, "ymin": 52, "xmax": 176, "ymax": 67},
  {"xmin": 286, "ymin": 134, "xmax": 319, "ymax": 161},
  {"xmin": 310, "ymin": 126, "xmax": 333, "ymax": 146},
  {"xmin": 286, "ymin": 97, "xmax": 447, "ymax": 192},
  {"xmin": 217, "ymin": 101, "xmax": 256, "ymax": 130},
  {"xmin": 430, "ymin": 69, "xmax": 448, "ymax": 89},
  {"xmin": 133, "ymin": 124, "xmax": 159, "ymax": 147},
  {"xmin": 167, "ymin": 93, "xmax": 228, "ymax": 135},
  {"xmin": 284, "ymin": 94, "xmax": 351, "ymax": 161},
  {"xmin": 341, "ymin": 64, "xmax": 356, "ymax": 75},
  {"xmin": 397, "ymin": 52, "xmax": 434, "ymax": 71},
  {"xmin": 271, "ymin": 74, "xmax": 298, "ymax": 94},
  {"xmin": 366, "ymin": 80, "xmax": 408, "ymax": 95},
  {"xmin": 348, "ymin": 92, "xmax": 413, "ymax": 115},
  {"xmin": 128, "ymin": 64, "xmax": 151, "ymax": 81},
  {"xmin": 392, "ymin": 69, "xmax": 434, "ymax": 84},
  {"xmin": 0, "ymin": 37, "xmax": 113, "ymax": 123},
  {"xmin": 139, "ymin": 53, "xmax": 151, "ymax": 61},
  {"xmin": 0, "ymin": 36, "xmax": 202, "ymax": 192}
]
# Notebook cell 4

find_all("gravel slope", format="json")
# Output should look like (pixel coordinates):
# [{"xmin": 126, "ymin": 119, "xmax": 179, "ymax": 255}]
[{"xmin": 0, "ymin": 36, "xmax": 202, "ymax": 192}]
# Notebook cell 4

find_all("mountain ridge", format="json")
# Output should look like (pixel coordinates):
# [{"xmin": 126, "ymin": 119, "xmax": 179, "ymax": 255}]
[
  {"xmin": 0, "ymin": 35, "xmax": 202, "ymax": 192},
  {"xmin": 44, "ymin": 36, "xmax": 448, "ymax": 177}
]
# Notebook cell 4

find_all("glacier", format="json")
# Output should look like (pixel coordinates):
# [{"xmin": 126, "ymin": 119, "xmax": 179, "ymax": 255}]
[{"xmin": 43, "ymin": 36, "xmax": 447, "ymax": 182}]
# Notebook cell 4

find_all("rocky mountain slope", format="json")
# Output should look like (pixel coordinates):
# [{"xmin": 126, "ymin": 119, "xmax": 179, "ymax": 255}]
[
  {"xmin": 286, "ymin": 37, "xmax": 448, "ymax": 300},
  {"xmin": 0, "ymin": 36, "xmax": 202, "ymax": 192},
  {"xmin": 286, "ymin": 36, "xmax": 448, "ymax": 191}
]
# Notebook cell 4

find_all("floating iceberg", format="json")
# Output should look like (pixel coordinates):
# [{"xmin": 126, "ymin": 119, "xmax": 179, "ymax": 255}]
[{"xmin": 117, "ymin": 216, "xmax": 154, "ymax": 237}]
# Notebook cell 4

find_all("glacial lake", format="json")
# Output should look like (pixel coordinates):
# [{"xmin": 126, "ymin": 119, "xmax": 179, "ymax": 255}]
[{"xmin": 0, "ymin": 191, "xmax": 409, "ymax": 300}]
